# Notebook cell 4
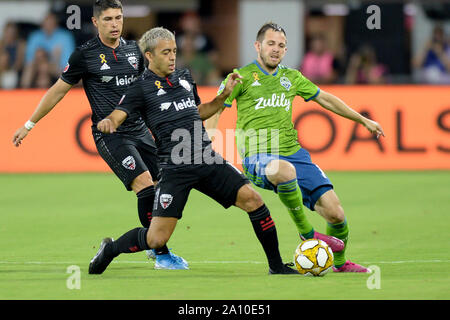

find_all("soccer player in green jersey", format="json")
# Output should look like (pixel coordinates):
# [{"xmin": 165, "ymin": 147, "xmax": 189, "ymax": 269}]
[{"xmin": 207, "ymin": 22, "xmax": 385, "ymax": 272}]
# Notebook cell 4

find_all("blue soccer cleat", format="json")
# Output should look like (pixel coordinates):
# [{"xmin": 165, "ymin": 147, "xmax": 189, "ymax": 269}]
[{"xmin": 154, "ymin": 249, "xmax": 189, "ymax": 270}]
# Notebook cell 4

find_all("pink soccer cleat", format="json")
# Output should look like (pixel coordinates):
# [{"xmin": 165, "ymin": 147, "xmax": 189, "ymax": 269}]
[
  {"xmin": 301, "ymin": 231, "xmax": 345, "ymax": 252},
  {"xmin": 332, "ymin": 261, "xmax": 371, "ymax": 273}
]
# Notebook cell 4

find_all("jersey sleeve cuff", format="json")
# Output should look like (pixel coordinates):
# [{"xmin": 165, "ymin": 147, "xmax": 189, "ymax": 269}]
[
  {"xmin": 59, "ymin": 76, "xmax": 77, "ymax": 86},
  {"xmin": 304, "ymin": 88, "xmax": 320, "ymax": 102},
  {"xmin": 224, "ymin": 103, "xmax": 232, "ymax": 108},
  {"xmin": 115, "ymin": 106, "xmax": 131, "ymax": 115}
]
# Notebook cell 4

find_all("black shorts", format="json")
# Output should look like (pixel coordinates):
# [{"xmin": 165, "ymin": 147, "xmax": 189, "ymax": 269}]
[
  {"xmin": 94, "ymin": 130, "xmax": 160, "ymax": 191},
  {"xmin": 153, "ymin": 162, "xmax": 250, "ymax": 219}
]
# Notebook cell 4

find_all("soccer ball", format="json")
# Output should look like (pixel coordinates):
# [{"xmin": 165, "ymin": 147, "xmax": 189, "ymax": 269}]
[{"xmin": 294, "ymin": 239, "xmax": 334, "ymax": 277}]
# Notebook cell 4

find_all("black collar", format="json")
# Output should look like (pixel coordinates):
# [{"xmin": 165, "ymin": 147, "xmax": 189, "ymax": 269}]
[{"xmin": 96, "ymin": 34, "xmax": 124, "ymax": 50}]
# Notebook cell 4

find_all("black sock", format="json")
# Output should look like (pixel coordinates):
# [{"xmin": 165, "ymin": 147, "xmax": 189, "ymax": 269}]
[
  {"xmin": 105, "ymin": 227, "xmax": 150, "ymax": 257},
  {"xmin": 247, "ymin": 205, "xmax": 284, "ymax": 270},
  {"xmin": 137, "ymin": 186, "xmax": 169, "ymax": 255},
  {"xmin": 137, "ymin": 186, "xmax": 155, "ymax": 228}
]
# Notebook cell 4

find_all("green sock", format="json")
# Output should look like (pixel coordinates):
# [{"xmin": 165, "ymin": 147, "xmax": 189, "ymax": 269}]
[
  {"xmin": 327, "ymin": 219, "xmax": 349, "ymax": 268},
  {"xmin": 277, "ymin": 179, "xmax": 314, "ymax": 237}
]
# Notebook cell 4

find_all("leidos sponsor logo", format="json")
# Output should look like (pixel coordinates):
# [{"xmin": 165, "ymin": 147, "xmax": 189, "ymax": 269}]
[
  {"xmin": 254, "ymin": 93, "xmax": 290, "ymax": 111},
  {"xmin": 161, "ymin": 97, "xmax": 197, "ymax": 112},
  {"xmin": 173, "ymin": 97, "xmax": 196, "ymax": 111},
  {"xmin": 116, "ymin": 74, "xmax": 137, "ymax": 86}
]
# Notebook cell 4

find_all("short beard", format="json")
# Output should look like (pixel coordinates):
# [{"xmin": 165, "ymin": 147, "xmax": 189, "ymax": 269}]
[{"xmin": 261, "ymin": 57, "xmax": 278, "ymax": 71}]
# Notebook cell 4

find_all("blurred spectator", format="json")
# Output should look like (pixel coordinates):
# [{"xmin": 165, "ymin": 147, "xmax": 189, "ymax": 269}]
[
  {"xmin": 413, "ymin": 25, "xmax": 450, "ymax": 84},
  {"xmin": 345, "ymin": 44, "xmax": 387, "ymax": 84},
  {"xmin": 177, "ymin": 33, "xmax": 221, "ymax": 86},
  {"xmin": 21, "ymin": 12, "xmax": 75, "ymax": 88},
  {"xmin": 176, "ymin": 11, "xmax": 221, "ymax": 85},
  {"xmin": 22, "ymin": 48, "xmax": 55, "ymax": 88},
  {"xmin": 177, "ymin": 12, "xmax": 217, "ymax": 58},
  {"xmin": 300, "ymin": 34, "xmax": 338, "ymax": 84},
  {"xmin": 0, "ymin": 22, "xmax": 25, "ymax": 89}
]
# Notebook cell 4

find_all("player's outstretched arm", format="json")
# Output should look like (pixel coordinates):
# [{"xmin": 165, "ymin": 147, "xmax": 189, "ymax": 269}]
[
  {"xmin": 313, "ymin": 89, "xmax": 385, "ymax": 138},
  {"xmin": 97, "ymin": 110, "xmax": 128, "ymax": 134},
  {"xmin": 197, "ymin": 72, "xmax": 242, "ymax": 121},
  {"xmin": 12, "ymin": 79, "xmax": 73, "ymax": 147}
]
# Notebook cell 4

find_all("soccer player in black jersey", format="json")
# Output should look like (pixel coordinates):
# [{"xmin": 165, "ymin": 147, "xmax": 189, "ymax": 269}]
[
  {"xmin": 89, "ymin": 27, "xmax": 298, "ymax": 275},
  {"xmin": 12, "ymin": 0, "xmax": 187, "ymax": 269}
]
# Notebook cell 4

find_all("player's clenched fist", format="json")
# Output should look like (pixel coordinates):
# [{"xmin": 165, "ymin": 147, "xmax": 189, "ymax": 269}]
[
  {"xmin": 362, "ymin": 118, "xmax": 385, "ymax": 139},
  {"xmin": 97, "ymin": 119, "xmax": 116, "ymax": 134}
]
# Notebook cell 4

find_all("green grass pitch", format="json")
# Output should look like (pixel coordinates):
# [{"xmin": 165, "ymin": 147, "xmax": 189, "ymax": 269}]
[{"xmin": 0, "ymin": 171, "xmax": 449, "ymax": 300}]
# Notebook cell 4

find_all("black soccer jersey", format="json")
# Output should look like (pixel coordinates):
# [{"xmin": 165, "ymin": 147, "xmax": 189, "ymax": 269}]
[
  {"xmin": 60, "ymin": 36, "xmax": 147, "ymax": 134},
  {"xmin": 116, "ymin": 68, "xmax": 213, "ymax": 168}
]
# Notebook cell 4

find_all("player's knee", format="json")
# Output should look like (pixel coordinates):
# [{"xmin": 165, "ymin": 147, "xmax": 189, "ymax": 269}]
[
  {"xmin": 315, "ymin": 190, "xmax": 345, "ymax": 224},
  {"xmin": 235, "ymin": 184, "xmax": 264, "ymax": 212},
  {"xmin": 265, "ymin": 160, "xmax": 296, "ymax": 186},
  {"xmin": 146, "ymin": 229, "xmax": 168, "ymax": 249},
  {"xmin": 146, "ymin": 234, "xmax": 168, "ymax": 250},
  {"xmin": 326, "ymin": 205, "xmax": 345, "ymax": 224},
  {"xmin": 146, "ymin": 217, "xmax": 177, "ymax": 248},
  {"xmin": 131, "ymin": 171, "xmax": 154, "ymax": 194}
]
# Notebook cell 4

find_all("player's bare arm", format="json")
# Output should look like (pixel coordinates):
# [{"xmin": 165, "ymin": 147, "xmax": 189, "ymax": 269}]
[
  {"xmin": 197, "ymin": 73, "xmax": 242, "ymax": 121},
  {"xmin": 313, "ymin": 89, "xmax": 385, "ymax": 138},
  {"xmin": 12, "ymin": 78, "xmax": 73, "ymax": 147},
  {"xmin": 97, "ymin": 109, "xmax": 128, "ymax": 134},
  {"xmin": 204, "ymin": 107, "xmax": 225, "ymax": 141}
]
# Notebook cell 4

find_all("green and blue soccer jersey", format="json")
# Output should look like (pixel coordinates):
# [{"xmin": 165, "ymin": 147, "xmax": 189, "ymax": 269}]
[{"xmin": 218, "ymin": 60, "xmax": 320, "ymax": 159}]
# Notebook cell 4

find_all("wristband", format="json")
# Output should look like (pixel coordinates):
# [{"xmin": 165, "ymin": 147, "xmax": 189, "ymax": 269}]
[{"xmin": 24, "ymin": 120, "xmax": 35, "ymax": 130}]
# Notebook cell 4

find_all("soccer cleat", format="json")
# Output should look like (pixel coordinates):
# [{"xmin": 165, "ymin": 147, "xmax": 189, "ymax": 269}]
[
  {"xmin": 150, "ymin": 249, "xmax": 189, "ymax": 267},
  {"xmin": 169, "ymin": 250, "xmax": 189, "ymax": 268},
  {"xmin": 89, "ymin": 237, "xmax": 114, "ymax": 274},
  {"xmin": 145, "ymin": 249, "xmax": 156, "ymax": 260},
  {"xmin": 301, "ymin": 231, "xmax": 345, "ymax": 253},
  {"xmin": 332, "ymin": 260, "xmax": 371, "ymax": 273},
  {"xmin": 154, "ymin": 250, "xmax": 189, "ymax": 270},
  {"xmin": 268, "ymin": 262, "xmax": 300, "ymax": 275}
]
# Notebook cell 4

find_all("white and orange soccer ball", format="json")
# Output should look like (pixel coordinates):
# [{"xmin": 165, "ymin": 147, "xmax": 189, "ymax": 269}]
[{"xmin": 294, "ymin": 239, "xmax": 334, "ymax": 277}]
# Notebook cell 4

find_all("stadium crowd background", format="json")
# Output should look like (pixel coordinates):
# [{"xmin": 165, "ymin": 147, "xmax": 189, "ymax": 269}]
[{"xmin": 0, "ymin": 0, "xmax": 449, "ymax": 90}]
